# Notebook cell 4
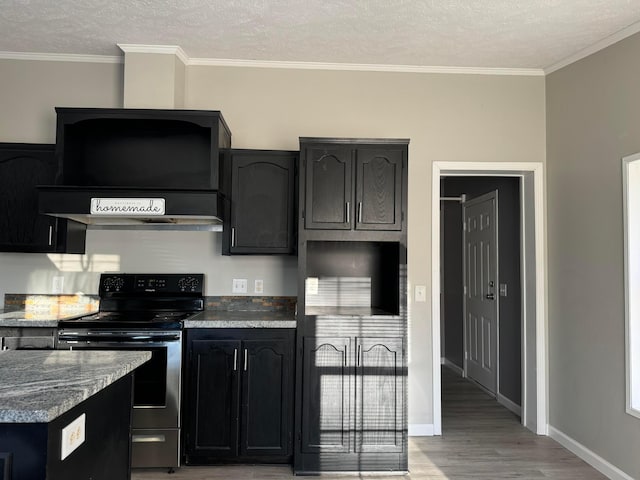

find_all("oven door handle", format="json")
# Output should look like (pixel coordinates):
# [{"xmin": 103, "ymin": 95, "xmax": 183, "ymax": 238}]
[{"xmin": 58, "ymin": 334, "xmax": 181, "ymax": 343}]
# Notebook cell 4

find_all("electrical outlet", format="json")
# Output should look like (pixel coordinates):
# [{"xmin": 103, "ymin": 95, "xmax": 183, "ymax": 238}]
[
  {"xmin": 232, "ymin": 278, "xmax": 247, "ymax": 294},
  {"xmin": 52, "ymin": 276, "xmax": 64, "ymax": 294},
  {"xmin": 254, "ymin": 279, "xmax": 264, "ymax": 294}
]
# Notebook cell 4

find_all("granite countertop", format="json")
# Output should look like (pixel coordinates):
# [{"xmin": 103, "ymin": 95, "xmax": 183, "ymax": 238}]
[
  {"xmin": 0, "ymin": 350, "xmax": 151, "ymax": 423},
  {"xmin": 0, "ymin": 310, "xmax": 96, "ymax": 327},
  {"xmin": 183, "ymin": 310, "xmax": 296, "ymax": 329}
]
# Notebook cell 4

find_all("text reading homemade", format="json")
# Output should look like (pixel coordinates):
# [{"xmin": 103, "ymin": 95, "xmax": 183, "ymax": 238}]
[{"xmin": 90, "ymin": 198, "xmax": 166, "ymax": 216}]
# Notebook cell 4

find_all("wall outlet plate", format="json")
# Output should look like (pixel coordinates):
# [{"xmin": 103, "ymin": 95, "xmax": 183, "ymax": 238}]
[
  {"xmin": 61, "ymin": 413, "xmax": 86, "ymax": 460},
  {"xmin": 52, "ymin": 276, "xmax": 64, "ymax": 294},
  {"xmin": 254, "ymin": 279, "xmax": 264, "ymax": 294}
]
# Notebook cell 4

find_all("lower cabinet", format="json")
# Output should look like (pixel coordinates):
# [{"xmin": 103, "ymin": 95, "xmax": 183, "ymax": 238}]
[
  {"xmin": 183, "ymin": 328, "xmax": 295, "ymax": 464},
  {"xmin": 296, "ymin": 335, "xmax": 406, "ymax": 473}
]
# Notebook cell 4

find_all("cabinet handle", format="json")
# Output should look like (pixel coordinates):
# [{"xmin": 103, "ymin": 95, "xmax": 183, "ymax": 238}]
[
  {"xmin": 346, "ymin": 202, "xmax": 350, "ymax": 224},
  {"xmin": 48, "ymin": 225, "xmax": 53, "ymax": 246},
  {"xmin": 233, "ymin": 348, "xmax": 238, "ymax": 371},
  {"xmin": 357, "ymin": 345, "xmax": 361, "ymax": 367},
  {"xmin": 231, "ymin": 227, "xmax": 236, "ymax": 247},
  {"xmin": 358, "ymin": 202, "xmax": 363, "ymax": 223},
  {"xmin": 244, "ymin": 349, "xmax": 248, "ymax": 371}
]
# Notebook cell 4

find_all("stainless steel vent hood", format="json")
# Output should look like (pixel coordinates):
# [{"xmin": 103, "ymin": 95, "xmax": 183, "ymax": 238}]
[{"xmin": 38, "ymin": 186, "xmax": 225, "ymax": 231}]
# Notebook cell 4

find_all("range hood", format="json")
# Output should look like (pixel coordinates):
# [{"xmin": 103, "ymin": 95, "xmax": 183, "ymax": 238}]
[{"xmin": 38, "ymin": 186, "xmax": 225, "ymax": 231}]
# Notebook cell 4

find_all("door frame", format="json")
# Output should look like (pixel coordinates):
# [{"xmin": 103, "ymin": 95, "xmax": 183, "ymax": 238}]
[
  {"xmin": 462, "ymin": 190, "xmax": 499, "ymax": 393},
  {"xmin": 431, "ymin": 161, "xmax": 547, "ymax": 435}
]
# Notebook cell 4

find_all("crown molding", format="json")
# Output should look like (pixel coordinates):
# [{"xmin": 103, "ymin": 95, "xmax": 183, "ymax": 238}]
[
  {"xmin": 188, "ymin": 57, "xmax": 544, "ymax": 76},
  {"xmin": 117, "ymin": 44, "xmax": 189, "ymax": 65},
  {"xmin": 0, "ymin": 51, "xmax": 122, "ymax": 63},
  {"xmin": 544, "ymin": 19, "xmax": 640, "ymax": 74}
]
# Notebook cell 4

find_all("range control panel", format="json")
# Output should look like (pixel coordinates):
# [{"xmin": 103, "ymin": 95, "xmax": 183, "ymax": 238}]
[{"xmin": 99, "ymin": 273, "xmax": 204, "ymax": 295}]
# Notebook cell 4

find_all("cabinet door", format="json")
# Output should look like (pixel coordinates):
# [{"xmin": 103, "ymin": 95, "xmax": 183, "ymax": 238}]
[
  {"xmin": 0, "ymin": 144, "xmax": 58, "ymax": 251},
  {"xmin": 355, "ymin": 147, "xmax": 403, "ymax": 231},
  {"xmin": 301, "ymin": 336, "xmax": 352, "ymax": 453},
  {"xmin": 355, "ymin": 337, "xmax": 404, "ymax": 453},
  {"xmin": 240, "ymin": 336, "xmax": 294, "ymax": 457},
  {"xmin": 304, "ymin": 147, "xmax": 353, "ymax": 230},
  {"xmin": 228, "ymin": 151, "xmax": 297, "ymax": 254},
  {"xmin": 186, "ymin": 339, "xmax": 241, "ymax": 459}
]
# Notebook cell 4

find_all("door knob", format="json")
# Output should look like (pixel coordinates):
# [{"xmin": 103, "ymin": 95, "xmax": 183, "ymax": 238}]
[{"xmin": 486, "ymin": 293, "xmax": 496, "ymax": 300}]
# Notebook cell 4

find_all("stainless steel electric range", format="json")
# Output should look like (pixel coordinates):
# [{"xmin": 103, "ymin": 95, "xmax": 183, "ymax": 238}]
[{"xmin": 57, "ymin": 273, "xmax": 205, "ymax": 471}]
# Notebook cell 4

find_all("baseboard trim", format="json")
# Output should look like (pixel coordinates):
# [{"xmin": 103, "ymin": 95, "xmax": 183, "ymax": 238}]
[
  {"xmin": 548, "ymin": 426, "xmax": 634, "ymax": 480},
  {"xmin": 408, "ymin": 424, "xmax": 434, "ymax": 436},
  {"xmin": 442, "ymin": 358, "xmax": 464, "ymax": 376},
  {"xmin": 497, "ymin": 393, "xmax": 522, "ymax": 417}
]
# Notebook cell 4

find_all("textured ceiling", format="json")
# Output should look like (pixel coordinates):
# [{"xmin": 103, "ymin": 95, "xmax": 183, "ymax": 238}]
[{"xmin": 1, "ymin": 0, "xmax": 640, "ymax": 70}]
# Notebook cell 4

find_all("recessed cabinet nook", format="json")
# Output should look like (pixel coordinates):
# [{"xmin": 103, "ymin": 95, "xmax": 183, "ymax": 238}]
[{"xmin": 295, "ymin": 137, "xmax": 409, "ymax": 473}]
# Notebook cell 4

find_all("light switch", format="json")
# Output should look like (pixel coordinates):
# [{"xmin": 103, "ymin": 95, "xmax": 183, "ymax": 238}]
[
  {"xmin": 415, "ymin": 285, "xmax": 427, "ymax": 302},
  {"xmin": 306, "ymin": 277, "xmax": 319, "ymax": 295},
  {"xmin": 232, "ymin": 279, "xmax": 247, "ymax": 294},
  {"xmin": 499, "ymin": 283, "xmax": 508, "ymax": 297}
]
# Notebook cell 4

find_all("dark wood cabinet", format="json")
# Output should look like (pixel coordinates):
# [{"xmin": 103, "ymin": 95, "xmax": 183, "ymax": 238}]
[
  {"xmin": 222, "ymin": 150, "xmax": 297, "ymax": 255},
  {"xmin": 303, "ymin": 146, "xmax": 352, "ymax": 230},
  {"xmin": 0, "ymin": 143, "xmax": 85, "ymax": 253},
  {"xmin": 299, "ymin": 336, "xmax": 404, "ymax": 455},
  {"xmin": 54, "ymin": 108, "xmax": 231, "ymax": 190},
  {"xmin": 355, "ymin": 337, "xmax": 404, "ymax": 454},
  {"xmin": 301, "ymin": 139, "xmax": 406, "ymax": 232},
  {"xmin": 300, "ymin": 337, "xmax": 352, "ymax": 454},
  {"xmin": 184, "ymin": 329, "xmax": 295, "ymax": 464},
  {"xmin": 296, "ymin": 137, "xmax": 408, "ymax": 474}
]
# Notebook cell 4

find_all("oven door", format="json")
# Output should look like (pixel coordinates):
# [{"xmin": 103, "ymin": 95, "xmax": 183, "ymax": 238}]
[{"xmin": 57, "ymin": 330, "xmax": 182, "ymax": 429}]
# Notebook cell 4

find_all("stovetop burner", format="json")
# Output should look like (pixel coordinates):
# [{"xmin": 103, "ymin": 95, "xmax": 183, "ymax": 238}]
[{"xmin": 59, "ymin": 273, "xmax": 205, "ymax": 330}]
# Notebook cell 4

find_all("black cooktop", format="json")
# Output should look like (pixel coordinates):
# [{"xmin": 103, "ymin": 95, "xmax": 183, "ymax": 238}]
[{"xmin": 58, "ymin": 311, "xmax": 198, "ymax": 330}]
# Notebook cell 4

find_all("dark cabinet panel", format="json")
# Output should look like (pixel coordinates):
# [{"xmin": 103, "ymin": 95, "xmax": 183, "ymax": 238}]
[
  {"xmin": 184, "ymin": 329, "xmax": 294, "ymax": 465},
  {"xmin": 223, "ymin": 150, "xmax": 297, "ymax": 254},
  {"xmin": 240, "ymin": 338, "xmax": 293, "ymax": 457},
  {"xmin": 0, "ymin": 143, "xmax": 85, "ymax": 253},
  {"xmin": 304, "ymin": 147, "xmax": 352, "ymax": 230},
  {"xmin": 296, "ymin": 335, "xmax": 406, "ymax": 472},
  {"xmin": 355, "ymin": 148, "xmax": 403, "ymax": 231},
  {"xmin": 300, "ymin": 139, "xmax": 406, "ymax": 233},
  {"xmin": 301, "ymin": 337, "xmax": 352, "ymax": 453},
  {"xmin": 186, "ymin": 339, "xmax": 240, "ymax": 458},
  {"xmin": 355, "ymin": 337, "xmax": 404, "ymax": 453}
]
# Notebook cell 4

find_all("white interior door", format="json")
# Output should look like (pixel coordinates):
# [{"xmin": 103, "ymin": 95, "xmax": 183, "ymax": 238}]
[{"xmin": 463, "ymin": 190, "xmax": 498, "ymax": 394}]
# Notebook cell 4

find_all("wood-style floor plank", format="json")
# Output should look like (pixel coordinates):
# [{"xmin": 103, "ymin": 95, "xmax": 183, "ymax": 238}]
[{"xmin": 133, "ymin": 367, "xmax": 606, "ymax": 479}]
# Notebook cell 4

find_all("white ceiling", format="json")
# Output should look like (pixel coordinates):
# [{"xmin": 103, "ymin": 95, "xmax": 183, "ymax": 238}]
[{"xmin": 2, "ymin": 0, "xmax": 640, "ymax": 72}]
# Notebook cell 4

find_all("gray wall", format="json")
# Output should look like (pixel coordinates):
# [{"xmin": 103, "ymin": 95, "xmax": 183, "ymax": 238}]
[
  {"xmin": 441, "ymin": 177, "xmax": 521, "ymax": 406},
  {"xmin": 546, "ymin": 32, "xmax": 640, "ymax": 478}
]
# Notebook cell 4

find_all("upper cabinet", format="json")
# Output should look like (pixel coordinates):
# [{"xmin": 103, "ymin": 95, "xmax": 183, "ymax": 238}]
[
  {"xmin": 300, "ymin": 139, "xmax": 407, "ymax": 233},
  {"xmin": 0, "ymin": 143, "xmax": 85, "ymax": 253},
  {"xmin": 54, "ymin": 108, "xmax": 231, "ymax": 189},
  {"xmin": 222, "ymin": 150, "xmax": 297, "ymax": 255}
]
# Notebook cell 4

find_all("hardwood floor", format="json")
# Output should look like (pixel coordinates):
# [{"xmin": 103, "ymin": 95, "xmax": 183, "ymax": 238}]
[{"xmin": 132, "ymin": 367, "xmax": 606, "ymax": 479}]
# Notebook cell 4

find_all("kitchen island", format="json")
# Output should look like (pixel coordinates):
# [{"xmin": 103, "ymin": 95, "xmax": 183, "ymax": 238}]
[{"xmin": 0, "ymin": 350, "xmax": 151, "ymax": 480}]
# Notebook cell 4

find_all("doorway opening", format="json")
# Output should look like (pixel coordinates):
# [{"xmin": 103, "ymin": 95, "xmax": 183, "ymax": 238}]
[{"xmin": 431, "ymin": 162, "xmax": 547, "ymax": 436}]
